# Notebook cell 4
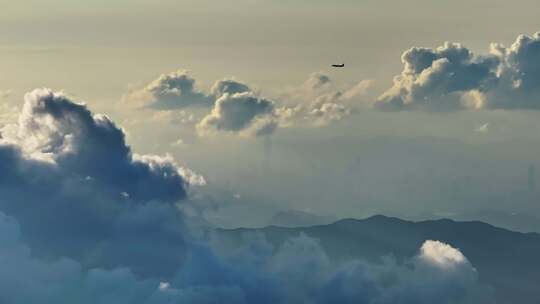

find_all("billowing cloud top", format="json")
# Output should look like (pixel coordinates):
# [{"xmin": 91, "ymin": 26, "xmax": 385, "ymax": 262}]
[
  {"xmin": 126, "ymin": 70, "xmax": 373, "ymax": 137},
  {"xmin": 11, "ymin": 88, "xmax": 198, "ymax": 201},
  {"xmin": 197, "ymin": 92, "xmax": 277, "ymax": 137},
  {"xmin": 303, "ymin": 72, "xmax": 332, "ymax": 91},
  {"xmin": 210, "ymin": 79, "xmax": 252, "ymax": 98},
  {"xmin": 124, "ymin": 70, "xmax": 212, "ymax": 109},
  {"xmin": 0, "ymin": 88, "xmax": 204, "ymax": 277},
  {"xmin": 376, "ymin": 31, "xmax": 540, "ymax": 111}
]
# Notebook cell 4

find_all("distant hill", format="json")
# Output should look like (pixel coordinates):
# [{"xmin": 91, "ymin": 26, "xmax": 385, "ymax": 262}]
[
  {"xmin": 268, "ymin": 210, "xmax": 336, "ymax": 228},
  {"xmin": 453, "ymin": 210, "xmax": 540, "ymax": 233},
  {"xmin": 216, "ymin": 215, "xmax": 540, "ymax": 304}
]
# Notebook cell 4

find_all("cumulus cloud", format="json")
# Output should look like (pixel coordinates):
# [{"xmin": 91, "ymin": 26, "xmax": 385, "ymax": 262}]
[
  {"xmin": 487, "ymin": 32, "xmax": 540, "ymax": 109},
  {"xmin": 284, "ymin": 72, "xmax": 372, "ymax": 104},
  {"xmin": 0, "ymin": 88, "xmax": 495, "ymax": 303},
  {"xmin": 0, "ymin": 211, "xmax": 236, "ymax": 304},
  {"xmin": 376, "ymin": 42, "xmax": 498, "ymax": 111},
  {"xmin": 277, "ymin": 73, "xmax": 372, "ymax": 127},
  {"xmin": 126, "ymin": 70, "xmax": 372, "ymax": 137},
  {"xmin": 376, "ymin": 31, "xmax": 540, "ymax": 111},
  {"xmin": 123, "ymin": 70, "xmax": 212, "ymax": 109},
  {"xmin": 0, "ymin": 206, "xmax": 495, "ymax": 304},
  {"xmin": 202, "ymin": 234, "xmax": 492, "ymax": 304},
  {"xmin": 303, "ymin": 72, "xmax": 332, "ymax": 91},
  {"xmin": 0, "ymin": 88, "xmax": 203, "ymax": 277},
  {"xmin": 0, "ymin": 81, "xmax": 508, "ymax": 304},
  {"xmin": 124, "ymin": 70, "xmax": 278, "ymax": 136},
  {"xmin": 123, "ymin": 70, "xmax": 254, "ymax": 111},
  {"xmin": 197, "ymin": 92, "xmax": 277, "ymax": 137},
  {"xmin": 210, "ymin": 79, "xmax": 252, "ymax": 97}
]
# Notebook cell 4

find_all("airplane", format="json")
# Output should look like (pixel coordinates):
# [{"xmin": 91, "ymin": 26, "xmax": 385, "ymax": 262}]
[{"xmin": 331, "ymin": 63, "xmax": 345, "ymax": 68}]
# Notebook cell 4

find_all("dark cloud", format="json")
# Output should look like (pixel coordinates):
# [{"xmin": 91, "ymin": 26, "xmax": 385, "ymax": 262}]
[
  {"xmin": 0, "ymin": 211, "xmax": 201, "ymax": 304},
  {"xmin": 0, "ymin": 209, "xmax": 493, "ymax": 304},
  {"xmin": 377, "ymin": 31, "xmax": 540, "ymax": 111},
  {"xmin": 0, "ymin": 88, "xmax": 203, "ymax": 277}
]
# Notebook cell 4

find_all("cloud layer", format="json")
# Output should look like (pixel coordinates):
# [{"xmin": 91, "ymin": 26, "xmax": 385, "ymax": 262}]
[
  {"xmin": 0, "ymin": 209, "xmax": 492, "ymax": 304},
  {"xmin": 126, "ymin": 71, "xmax": 372, "ymax": 137},
  {"xmin": 0, "ymin": 88, "xmax": 494, "ymax": 303},
  {"xmin": 376, "ymin": 31, "xmax": 540, "ymax": 111}
]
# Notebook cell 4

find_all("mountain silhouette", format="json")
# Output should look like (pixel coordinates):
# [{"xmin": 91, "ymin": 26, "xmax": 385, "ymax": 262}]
[
  {"xmin": 217, "ymin": 215, "xmax": 540, "ymax": 303},
  {"xmin": 268, "ymin": 210, "xmax": 337, "ymax": 227}
]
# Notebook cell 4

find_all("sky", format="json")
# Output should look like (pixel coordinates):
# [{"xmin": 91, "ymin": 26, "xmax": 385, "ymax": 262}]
[
  {"xmin": 2, "ymin": 0, "xmax": 540, "ymax": 229},
  {"xmin": 2, "ymin": 1, "xmax": 540, "ymax": 303}
]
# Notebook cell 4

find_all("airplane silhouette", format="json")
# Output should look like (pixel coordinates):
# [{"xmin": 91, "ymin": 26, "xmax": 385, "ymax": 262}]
[{"xmin": 331, "ymin": 63, "xmax": 345, "ymax": 68}]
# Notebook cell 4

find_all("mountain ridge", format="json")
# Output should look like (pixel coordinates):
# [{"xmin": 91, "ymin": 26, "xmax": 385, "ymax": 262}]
[{"xmin": 216, "ymin": 214, "xmax": 540, "ymax": 303}]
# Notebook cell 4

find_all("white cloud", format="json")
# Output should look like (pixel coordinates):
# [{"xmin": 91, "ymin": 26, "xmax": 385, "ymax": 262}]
[
  {"xmin": 125, "ymin": 70, "xmax": 372, "ymax": 137},
  {"xmin": 197, "ymin": 92, "xmax": 277, "ymax": 137},
  {"xmin": 377, "ymin": 31, "xmax": 540, "ymax": 111},
  {"xmin": 123, "ymin": 70, "xmax": 212, "ymax": 109},
  {"xmin": 419, "ymin": 240, "xmax": 467, "ymax": 268}
]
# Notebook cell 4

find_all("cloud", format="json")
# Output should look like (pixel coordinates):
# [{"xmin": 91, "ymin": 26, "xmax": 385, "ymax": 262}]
[
  {"xmin": 376, "ymin": 42, "xmax": 498, "ymax": 111},
  {"xmin": 123, "ymin": 70, "xmax": 254, "ymax": 111},
  {"xmin": 197, "ymin": 92, "xmax": 277, "ymax": 137},
  {"xmin": 0, "ymin": 206, "xmax": 495, "ymax": 304},
  {"xmin": 0, "ymin": 87, "xmax": 497, "ymax": 303},
  {"xmin": 201, "ymin": 234, "xmax": 492, "ymax": 304},
  {"xmin": 196, "ymin": 72, "xmax": 362, "ymax": 136},
  {"xmin": 277, "ymin": 73, "xmax": 372, "ymax": 127},
  {"xmin": 123, "ymin": 70, "xmax": 212, "ymax": 109},
  {"xmin": 284, "ymin": 72, "xmax": 372, "ymax": 104},
  {"xmin": 341, "ymin": 79, "xmax": 375, "ymax": 100},
  {"xmin": 303, "ymin": 72, "xmax": 332, "ymax": 91},
  {"xmin": 0, "ymin": 210, "xmax": 237, "ymax": 304},
  {"xmin": 315, "ymin": 239, "xmax": 490, "ymax": 304},
  {"xmin": 376, "ymin": 31, "xmax": 540, "ymax": 111},
  {"xmin": 487, "ymin": 32, "xmax": 540, "ymax": 109},
  {"xmin": 195, "ymin": 73, "xmax": 365, "ymax": 136},
  {"xmin": 124, "ymin": 71, "xmax": 279, "ymax": 136},
  {"xmin": 210, "ymin": 79, "xmax": 252, "ymax": 97},
  {"xmin": 126, "ymin": 70, "xmax": 372, "ymax": 137},
  {"xmin": 0, "ymin": 88, "xmax": 204, "ymax": 277},
  {"xmin": 418, "ymin": 240, "xmax": 468, "ymax": 268}
]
